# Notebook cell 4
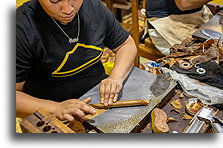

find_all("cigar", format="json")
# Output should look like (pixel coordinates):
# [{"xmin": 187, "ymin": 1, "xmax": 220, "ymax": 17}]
[{"xmin": 90, "ymin": 99, "xmax": 150, "ymax": 109}]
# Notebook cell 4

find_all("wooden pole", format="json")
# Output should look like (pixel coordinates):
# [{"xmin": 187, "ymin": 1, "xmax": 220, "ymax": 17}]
[
  {"xmin": 132, "ymin": 0, "xmax": 140, "ymax": 67},
  {"xmin": 106, "ymin": 0, "xmax": 114, "ymax": 12}
]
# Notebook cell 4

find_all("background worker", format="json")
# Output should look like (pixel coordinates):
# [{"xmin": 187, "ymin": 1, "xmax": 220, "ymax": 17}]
[{"xmin": 145, "ymin": 0, "xmax": 212, "ymax": 55}]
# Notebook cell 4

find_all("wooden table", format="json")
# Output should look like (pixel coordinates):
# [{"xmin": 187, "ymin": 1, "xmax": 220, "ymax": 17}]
[{"xmin": 141, "ymin": 89, "xmax": 223, "ymax": 133}]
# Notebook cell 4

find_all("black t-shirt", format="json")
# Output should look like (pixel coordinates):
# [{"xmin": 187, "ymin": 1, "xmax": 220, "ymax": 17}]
[
  {"xmin": 16, "ymin": 0, "xmax": 129, "ymax": 101},
  {"xmin": 146, "ymin": 0, "xmax": 202, "ymax": 18}
]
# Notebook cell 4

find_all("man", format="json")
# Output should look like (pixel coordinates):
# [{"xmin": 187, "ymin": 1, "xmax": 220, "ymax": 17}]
[
  {"xmin": 16, "ymin": 0, "xmax": 137, "ymax": 122},
  {"xmin": 146, "ymin": 0, "xmax": 212, "ymax": 55}
]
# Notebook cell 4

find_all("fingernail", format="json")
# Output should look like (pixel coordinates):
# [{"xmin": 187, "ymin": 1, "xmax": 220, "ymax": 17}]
[
  {"xmin": 104, "ymin": 102, "xmax": 108, "ymax": 106},
  {"xmin": 93, "ymin": 110, "xmax": 96, "ymax": 114},
  {"xmin": 100, "ymin": 98, "xmax": 104, "ymax": 103},
  {"xmin": 108, "ymin": 101, "xmax": 112, "ymax": 105}
]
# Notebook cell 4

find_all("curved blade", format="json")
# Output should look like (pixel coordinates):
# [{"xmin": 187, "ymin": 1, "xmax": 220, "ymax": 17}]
[{"xmin": 200, "ymin": 29, "xmax": 223, "ymax": 40}]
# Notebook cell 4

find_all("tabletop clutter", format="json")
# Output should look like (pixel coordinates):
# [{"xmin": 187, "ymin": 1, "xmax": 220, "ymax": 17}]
[
  {"xmin": 140, "ymin": 36, "xmax": 223, "ymax": 133},
  {"xmin": 19, "ymin": 36, "xmax": 223, "ymax": 133}
]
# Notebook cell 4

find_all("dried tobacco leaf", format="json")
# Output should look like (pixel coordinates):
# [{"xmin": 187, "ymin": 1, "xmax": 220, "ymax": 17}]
[
  {"xmin": 182, "ymin": 113, "xmax": 193, "ymax": 120},
  {"xmin": 179, "ymin": 93, "xmax": 184, "ymax": 98},
  {"xmin": 171, "ymin": 99, "xmax": 182, "ymax": 109},
  {"xmin": 170, "ymin": 108, "xmax": 181, "ymax": 114},
  {"xmin": 167, "ymin": 117, "xmax": 178, "ymax": 123},
  {"xmin": 175, "ymin": 89, "xmax": 181, "ymax": 95}
]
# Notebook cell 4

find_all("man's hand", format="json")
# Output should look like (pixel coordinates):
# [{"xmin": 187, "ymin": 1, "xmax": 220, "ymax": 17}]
[
  {"xmin": 52, "ymin": 97, "xmax": 96, "ymax": 122},
  {"xmin": 99, "ymin": 77, "xmax": 123, "ymax": 106},
  {"xmin": 99, "ymin": 35, "xmax": 136, "ymax": 106}
]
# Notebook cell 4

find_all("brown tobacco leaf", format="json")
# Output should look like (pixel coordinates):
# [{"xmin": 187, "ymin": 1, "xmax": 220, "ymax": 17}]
[
  {"xmin": 68, "ymin": 121, "xmax": 85, "ymax": 133},
  {"xmin": 179, "ymin": 93, "xmax": 184, "ymax": 98},
  {"xmin": 149, "ymin": 67, "xmax": 162, "ymax": 75},
  {"xmin": 171, "ymin": 99, "xmax": 182, "ymax": 109},
  {"xmin": 167, "ymin": 117, "xmax": 178, "ymax": 123},
  {"xmin": 167, "ymin": 58, "xmax": 176, "ymax": 67},
  {"xmin": 170, "ymin": 108, "xmax": 181, "ymax": 114},
  {"xmin": 182, "ymin": 113, "xmax": 193, "ymax": 120},
  {"xmin": 175, "ymin": 90, "xmax": 184, "ymax": 98},
  {"xmin": 175, "ymin": 89, "xmax": 181, "ymax": 95}
]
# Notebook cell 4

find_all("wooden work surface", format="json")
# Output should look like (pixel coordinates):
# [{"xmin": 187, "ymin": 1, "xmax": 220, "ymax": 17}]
[
  {"xmin": 141, "ymin": 89, "xmax": 223, "ymax": 133},
  {"xmin": 192, "ymin": 10, "xmax": 223, "ymax": 41}
]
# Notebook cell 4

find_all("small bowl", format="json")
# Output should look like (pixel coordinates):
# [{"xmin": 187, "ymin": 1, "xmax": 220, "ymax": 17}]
[{"xmin": 185, "ymin": 98, "xmax": 204, "ymax": 115}]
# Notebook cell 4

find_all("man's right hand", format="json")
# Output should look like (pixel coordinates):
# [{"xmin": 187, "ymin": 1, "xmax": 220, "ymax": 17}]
[{"xmin": 52, "ymin": 97, "xmax": 96, "ymax": 122}]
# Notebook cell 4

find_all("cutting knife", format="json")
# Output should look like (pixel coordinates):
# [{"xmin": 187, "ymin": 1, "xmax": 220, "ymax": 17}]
[{"xmin": 200, "ymin": 29, "xmax": 223, "ymax": 40}]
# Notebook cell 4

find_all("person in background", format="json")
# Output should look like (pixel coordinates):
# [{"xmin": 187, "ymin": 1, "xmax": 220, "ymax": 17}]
[
  {"xmin": 16, "ymin": 0, "xmax": 137, "ymax": 122},
  {"xmin": 145, "ymin": 0, "xmax": 212, "ymax": 55}
]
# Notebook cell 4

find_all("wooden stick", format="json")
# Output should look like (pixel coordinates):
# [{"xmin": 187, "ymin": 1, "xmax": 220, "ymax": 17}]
[{"xmin": 90, "ymin": 99, "xmax": 151, "ymax": 109}]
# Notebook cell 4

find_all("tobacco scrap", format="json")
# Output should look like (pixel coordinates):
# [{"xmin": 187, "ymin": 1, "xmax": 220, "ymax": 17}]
[
  {"xmin": 179, "ymin": 93, "xmax": 184, "ymax": 98},
  {"xmin": 86, "ymin": 108, "xmax": 107, "ymax": 120},
  {"xmin": 68, "ymin": 119, "xmax": 86, "ymax": 133},
  {"xmin": 149, "ymin": 67, "xmax": 162, "ymax": 75},
  {"xmin": 146, "ymin": 123, "xmax": 151, "ymax": 130},
  {"xmin": 167, "ymin": 117, "xmax": 178, "ymax": 123},
  {"xmin": 175, "ymin": 89, "xmax": 181, "ymax": 95},
  {"xmin": 171, "ymin": 99, "xmax": 182, "ymax": 109},
  {"xmin": 170, "ymin": 108, "xmax": 181, "ymax": 114},
  {"xmin": 182, "ymin": 113, "xmax": 193, "ymax": 120},
  {"xmin": 156, "ymin": 38, "xmax": 223, "ymax": 78},
  {"xmin": 167, "ymin": 58, "xmax": 176, "ymax": 67}
]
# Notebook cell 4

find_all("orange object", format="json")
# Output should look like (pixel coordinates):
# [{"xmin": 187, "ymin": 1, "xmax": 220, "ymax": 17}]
[{"xmin": 151, "ymin": 108, "xmax": 169, "ymax": 133}]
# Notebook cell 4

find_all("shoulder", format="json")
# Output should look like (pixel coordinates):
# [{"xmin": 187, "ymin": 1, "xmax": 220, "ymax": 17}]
[
  {"xmin": 82, "ymin": 0, "xmax": 104, "ymax": 9},
  {"xmin": 17, "ymin": 0, "xmax": 34, "ymax": 22},
  {"xmin": 16, "ymin": 0, "xmax": 40, "ymax": 39},
  {"xmin": 81, "ymin": 0, "xmax": 109, "ymax": 15},
  {"xmin": 16, "ymin": 0, "xmax": 40, "ymax": 28}
]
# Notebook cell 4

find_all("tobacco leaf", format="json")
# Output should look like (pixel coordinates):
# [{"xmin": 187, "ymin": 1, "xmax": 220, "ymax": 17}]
[
  {"xmin": 167, "ymin": 117, "xmax": 178, "ymax": 123},
  {"xmin": 170, "ymin": 108, "xmax": 181, "ymax": 114},
  {"xmin": 182, "ymin": 113, "xmax": 193, "ymax": 120},
  {"xmin": 171, "ymin": 99, "xmax": 182, "ymax": 109},
  {"xmin": 179, "ymin": 93, "xmax": 184, "ymax": 98}
]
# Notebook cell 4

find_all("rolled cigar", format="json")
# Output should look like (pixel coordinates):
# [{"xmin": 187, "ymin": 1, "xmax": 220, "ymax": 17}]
[{"xmin": 90, "ymin": 99, "xmax": 150, "ymax": 109}]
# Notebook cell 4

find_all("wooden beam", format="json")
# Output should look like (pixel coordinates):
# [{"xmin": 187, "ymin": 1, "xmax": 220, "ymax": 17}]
[{"xmin": 132, "ymin": 0, "xmax": 140, "ymax": 67}]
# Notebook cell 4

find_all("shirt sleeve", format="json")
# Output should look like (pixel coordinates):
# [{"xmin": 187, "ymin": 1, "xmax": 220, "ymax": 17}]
[
  {"xmin": 16, "ymin": 25, "xmax": 33, "ymax": 83},
  {"xmin": 101, "ymin": 3, "xmax": 129, "ymax": 50}
]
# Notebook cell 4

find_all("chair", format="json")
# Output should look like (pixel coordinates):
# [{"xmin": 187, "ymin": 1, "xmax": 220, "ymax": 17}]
[{"xmin": 131, "ymin": 0, "xmax": 164, "ymax": 67}]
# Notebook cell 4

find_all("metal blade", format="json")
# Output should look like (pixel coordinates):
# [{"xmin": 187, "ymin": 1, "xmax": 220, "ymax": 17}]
[{"xmin": 200, "ymin": 29, "xmax": 223, "ymax": 40}]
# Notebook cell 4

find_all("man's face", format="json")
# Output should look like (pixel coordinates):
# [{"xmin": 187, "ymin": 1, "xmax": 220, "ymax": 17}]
[{"xmin": 39, "ymin": 0, "xmax": 83, "ymax": 24}]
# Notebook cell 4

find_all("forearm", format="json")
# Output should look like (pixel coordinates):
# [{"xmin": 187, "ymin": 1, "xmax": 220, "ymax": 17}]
[
  {"xmin": 174, "ymin": 0, "xmax": 212, "ymax": 11},
  {"xmin": 16, "ymin": 91, "xmax": 59, "ymax": 118},
  {"xmin": 109, "ymin": 36, "xmax": 137, "ymax": 81}
]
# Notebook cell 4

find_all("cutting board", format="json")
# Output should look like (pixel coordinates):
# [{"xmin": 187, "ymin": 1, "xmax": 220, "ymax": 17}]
[{"xmin": 79, "ymin": 67, "xmax": 176, "ymax": 133}]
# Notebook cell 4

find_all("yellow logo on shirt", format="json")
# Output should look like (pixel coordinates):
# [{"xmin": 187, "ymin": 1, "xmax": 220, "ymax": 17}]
[{"xmin": 52, "ymin": 43, "xmax": 103, "ymax": 77}]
